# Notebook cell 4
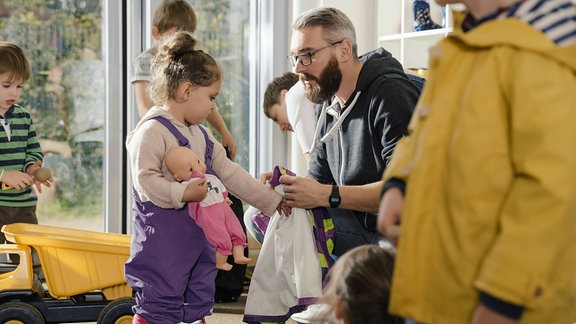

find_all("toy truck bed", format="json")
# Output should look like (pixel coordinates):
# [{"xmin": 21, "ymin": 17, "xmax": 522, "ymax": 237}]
[
  {"xmin": 0, "ymin": 223, "xmax": 134, "ymax": 324},
  {"xmin": 2, "ymin": 223, "xmax": 132, "ymax": 300}
]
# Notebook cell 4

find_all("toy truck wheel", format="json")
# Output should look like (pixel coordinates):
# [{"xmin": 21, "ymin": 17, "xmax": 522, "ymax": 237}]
[
  {"xmin": 97, "ymin": 297, "xmax": 135, "ymax": 324},
  {"xmin": 0, "ymin": 302, "xmax": 45, "ymax": 324}
]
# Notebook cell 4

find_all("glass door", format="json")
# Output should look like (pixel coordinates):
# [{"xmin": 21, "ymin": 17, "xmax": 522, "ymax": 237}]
[
  {"xmin": 0, "ymin": 0, "xmax": 106, "ymax": 231},
  {"xmin": 187, "ymin": 0, "xmax": 252, "ymax": 170}
]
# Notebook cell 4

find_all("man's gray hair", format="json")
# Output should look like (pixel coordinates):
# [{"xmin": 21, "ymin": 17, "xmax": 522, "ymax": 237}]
[{"xmin": 293, "ymin": 7, "xmax": 358, "ymax": 56}]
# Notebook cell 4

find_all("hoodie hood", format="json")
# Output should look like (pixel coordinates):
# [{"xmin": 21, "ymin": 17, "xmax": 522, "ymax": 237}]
[
  {"xmin": 451, "ymin": 5, "xmax": 576, "ymax": 72},
  {"xmin": 307, "ymin": 47, "xmax": 418, "ymax": 187},
  {"xmin": 311, "ymin": 48, "xmax": 411, "ymax": 146},
  {"xmin": 356, "ymin": 48, "xmax": 407, "ymax": 93}
]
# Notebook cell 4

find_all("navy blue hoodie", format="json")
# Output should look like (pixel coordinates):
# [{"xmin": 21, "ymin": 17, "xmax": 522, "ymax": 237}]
[{"xmin": 308, "ymin": 48, "xmax": 418, "ymax": 192}]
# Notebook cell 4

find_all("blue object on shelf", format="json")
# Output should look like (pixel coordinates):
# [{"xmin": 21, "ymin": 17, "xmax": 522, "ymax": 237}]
[{"xmin": 413, "ymin": 0, "xmax": 442, "ymax": 31}]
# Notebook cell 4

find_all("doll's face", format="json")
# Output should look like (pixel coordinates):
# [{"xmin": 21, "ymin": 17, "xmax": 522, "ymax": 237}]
[
  {"xmin": 165, "ymin": 147, "xmax": 207, "ymax": 181},
  {"xmin": 190, "ymin": 156, "xmax": 207, "ymax": 174}
]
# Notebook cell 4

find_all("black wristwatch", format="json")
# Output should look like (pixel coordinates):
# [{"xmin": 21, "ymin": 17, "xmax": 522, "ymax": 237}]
[{"xmin": 329, "ymin": 184, "xmax": 341, "ymax": 208}]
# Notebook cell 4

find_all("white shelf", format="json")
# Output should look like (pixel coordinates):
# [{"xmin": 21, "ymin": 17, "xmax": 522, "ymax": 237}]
[
  {"xmin": 378, "ymin": 27, "xmax": 452, "ymax": 42},
  {"xmin": 402, "ymin": 27, "xmax": 452, "ymax": 39},
  {"xmin": 377, "ymin": 0, "xmax": 452, "ymax": 70}
]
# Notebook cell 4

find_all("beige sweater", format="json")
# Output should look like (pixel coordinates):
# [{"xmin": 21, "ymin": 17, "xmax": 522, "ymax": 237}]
[{"xmin": 126, "ymin": 107, "xmax": 282, "ymax": 215}]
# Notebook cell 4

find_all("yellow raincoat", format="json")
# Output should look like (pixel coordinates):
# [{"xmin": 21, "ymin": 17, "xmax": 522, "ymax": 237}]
[{"xmin": 383, "ymin": 11, "xmax": 576, "ymax": 323}]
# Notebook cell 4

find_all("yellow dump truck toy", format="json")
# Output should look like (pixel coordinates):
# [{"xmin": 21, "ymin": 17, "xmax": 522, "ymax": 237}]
[{"xmin": 0, "ymin": 223, "xmax": 134, "ymax": 324}]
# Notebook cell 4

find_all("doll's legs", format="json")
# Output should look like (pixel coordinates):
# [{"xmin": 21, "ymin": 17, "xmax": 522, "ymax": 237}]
[
  {"xmin": 232, "ymin": 245, "xmax": 251, "ymax": 264},
  {"xmin": 224, "ymin": 209, "xmax": 250, "ymax": 264},
  {"xmin": 216, "ymin": 251, "xmax": 233, "ymax": 271}
]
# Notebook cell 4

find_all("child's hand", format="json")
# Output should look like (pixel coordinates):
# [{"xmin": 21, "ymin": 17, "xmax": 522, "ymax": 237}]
[
  {"xmin": 31, "ymin": 166, "xmax": 53, "ymax": 194},
  {"xmin": 32, "ymin": 175, "xmax": 54, "ymax": 194},
  {"xmin": 24, "ymin": 162, "xmax": 53, "ymax": 193},
  {"xmin": 276, "ymin": 198, "xmax": 291, "ymax": 216},
  {"xmin": 183, "ymin": 178, "xmax": 208, "ymax": 202},
  {"xmin": 0, "ymin": 170, "xmax": 34, "ymax": 191},
  {"xmin": 259, "ymin": 171, "xmax": 273, "ymax": 186},
  {"xmin": 25, "ymin": 160, "xmax": 42, "ymax": 176}
]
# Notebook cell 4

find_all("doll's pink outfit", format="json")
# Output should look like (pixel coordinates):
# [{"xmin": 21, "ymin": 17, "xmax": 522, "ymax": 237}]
[{"xmin": 187, "ymin": 170, "xmax": 247, "ymax": 255}]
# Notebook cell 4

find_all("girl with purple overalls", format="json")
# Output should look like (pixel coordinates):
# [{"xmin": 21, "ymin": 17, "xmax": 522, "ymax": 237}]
[{"xmin": 125, "ymin": 31, "xmax": 283, "ymax": 324}]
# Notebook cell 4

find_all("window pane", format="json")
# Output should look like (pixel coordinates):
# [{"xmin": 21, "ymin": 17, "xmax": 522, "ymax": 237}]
[
  {"xmin": 188, "ymin": 0, "xmax": 251, "ymax": 169},
  {"xmin": 0, "ymin": 0, "xmax": 104, "ymax": 231}
]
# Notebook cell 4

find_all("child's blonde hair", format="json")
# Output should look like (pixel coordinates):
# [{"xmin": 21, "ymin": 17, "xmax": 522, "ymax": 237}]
[
  {"xmin": 153, "ymin": 0, "xmax": 197, "ymax": 34},
  {"xmin": 320, "ymin": 244, "xmax": 403, "ymax": 324},
  {"xmin": 149, "ymin": 31, "xmax": 221, "ymax": 105},
  {"xmin": 0, "ymin": 42, "xmax": 31, "ymax": 82}
]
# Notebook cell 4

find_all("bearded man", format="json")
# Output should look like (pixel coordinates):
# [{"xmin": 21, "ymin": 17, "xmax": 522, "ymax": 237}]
[{"xmin": 280, "ymin": 7, "xmax": 419, "ymax": 256}]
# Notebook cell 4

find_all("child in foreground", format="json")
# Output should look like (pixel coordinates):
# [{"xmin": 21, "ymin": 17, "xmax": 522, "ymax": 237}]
[
  {"xmin": 0, "ymin": 41, "xmax": 53, "ymax": 243},
  {"xmin": 378, "ymin": 0, "xmax": 576, "ymax": 322},
  {"xmin": 125, "ymin": 31, "xmax": 282, "ymax": 324},
  {"xmin": 314, "ymin": 244, "xmax": 403, "ymax": 324}
]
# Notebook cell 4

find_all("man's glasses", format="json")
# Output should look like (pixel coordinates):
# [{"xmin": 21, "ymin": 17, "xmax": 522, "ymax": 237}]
[{"xmin": 288, "ymin": 40, "xmax": 343, "ymax": 67}]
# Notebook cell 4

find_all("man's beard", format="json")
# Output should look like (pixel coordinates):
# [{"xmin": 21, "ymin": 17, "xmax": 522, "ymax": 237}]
[{"xmin": 302, "ymin": 56, "xmax": 342, "ymax": 104}]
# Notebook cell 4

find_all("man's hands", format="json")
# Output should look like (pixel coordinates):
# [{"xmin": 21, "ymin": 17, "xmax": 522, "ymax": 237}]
[
  {"xmin": 377, "ymin": 187, "xmax": 404, "ymax": 246},
  {"xmin": 259, "ymin": 172, "xmax": 326, "ymax": 215},
  {"xmin": 279, "ymin": 175, "xmax": 329, "ymax": 209},
  {"xmin": 276, "ymin": 199, "xmax": 291, "ymax": 216}
]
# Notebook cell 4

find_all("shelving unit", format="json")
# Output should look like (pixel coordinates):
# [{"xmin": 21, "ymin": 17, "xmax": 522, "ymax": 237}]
[{"xmin": 377, "ymin": 0, "xmax": 453, "ymax": 69}]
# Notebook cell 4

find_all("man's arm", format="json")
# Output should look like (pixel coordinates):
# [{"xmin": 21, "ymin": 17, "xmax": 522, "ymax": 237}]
[{"xmin": 280, "ymin": 175, "xmax": 383, "ymax": 213}]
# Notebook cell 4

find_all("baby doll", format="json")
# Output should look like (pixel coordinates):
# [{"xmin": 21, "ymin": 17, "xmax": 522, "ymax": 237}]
[{"xmin": 165, "ymin": 146, "xmax": 251, "ymax": 271}]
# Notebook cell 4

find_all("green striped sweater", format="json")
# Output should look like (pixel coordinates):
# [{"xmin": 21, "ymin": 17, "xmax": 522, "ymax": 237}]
[{"xmin": 0, "ymin": 104, "xmax": 44, "ymax": 207}]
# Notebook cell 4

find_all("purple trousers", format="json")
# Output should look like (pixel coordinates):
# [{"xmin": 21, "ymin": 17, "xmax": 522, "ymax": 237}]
[{"xmin": 125, "ymin": 192, "xmax": 217, "ymax": 324}]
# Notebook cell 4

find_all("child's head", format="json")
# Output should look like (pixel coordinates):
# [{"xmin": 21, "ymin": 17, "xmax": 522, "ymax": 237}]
[
  {"xmin": 263, "ymin": 72, "xmax": 300, "ymax": 132},
  {"xmin": 152, "ymin": 0, "xmax": 197, "ymax": 38},
  {"xmin": 320, "ymin": 244, "xmax": 403, "ymax": 324},
  {"xmin": 0, "ymin": 42, "xmax": 31, "ymax": 110},
  {"xmin": 149, "ymin": 31, "xmax": 222, "ymax": 106},
  {"xmin": 0, "ymin": 42, "xmax": 31, "ymax": 84},
  {"xmin": 165, "ymin": 146, "xmax": 207, "ymax": 181}
]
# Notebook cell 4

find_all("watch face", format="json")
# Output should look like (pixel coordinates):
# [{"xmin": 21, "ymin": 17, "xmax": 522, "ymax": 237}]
[{"xmin": 329, "ymin": 185, "xmax": 341, "ymax": 208}]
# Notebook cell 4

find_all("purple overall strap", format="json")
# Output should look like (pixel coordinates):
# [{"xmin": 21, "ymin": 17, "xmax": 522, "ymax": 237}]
[
  {"xmin": 153, "ymin": 116, "xmax": 219, "ymax": 178},
  {"xmin": 153, "ymin": 116, "xmax": 190, "ymax": 148},
  {"xmin": 196, "ymin": 126, "xmax": 219, "ymax": 178}
]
